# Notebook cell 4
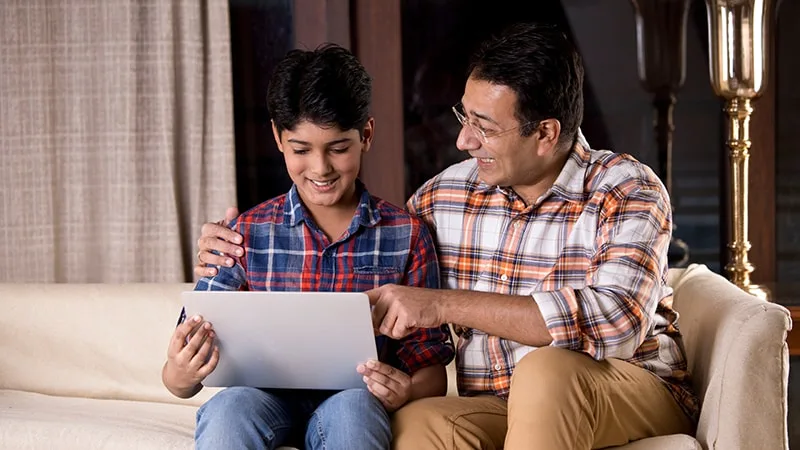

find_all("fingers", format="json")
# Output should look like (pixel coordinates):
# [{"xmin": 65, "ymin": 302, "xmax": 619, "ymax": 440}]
[
  {"xmin": 365, "ymin": 288, "xmax": 381, "ymax": 306},
  {"xmin": 190, "ymin": 329, "xmax": 215, "ymax": 368},
  {"xmin": 197, "ymin": 235, "xmax": 243, "ymax": 260},
  {"xmin": 358, "ymin": 360, "xmax": 407, "ymax": 394},
  {"xmin": 200, "ymin": 221, "xmax": 243, "ymax": 245},
  {"xmin": 197, "ymin": 345, "xmax": 220, "ymax": 378},
  {"xmin": 168, "ymin": 315, "xmax": 202, "ymax": 357},
  {"xmin": 195, "ymin": 264, "xmax": 214, "ymax": 278},
  {"xmin": 391, "ymin": 315, "xmax": 417, "ymax": 340},
  {"xmin": 224, "ymin": 207, "xmax": 240, "ymax": 224},
  {"xmin": 378, "ymin": 313, "xmax": 398, "ymax": 339},
  {"xmin": 182, "ymin": 321, "xmax": 213, "ymax": 359},
  {"xmin": 366, "ymin": 380, "xmax": 394, "ymax": 402},
  {"xmin": 371, "ymin": 298, "xmax": 389, "ymax": 331},
  {"xmin": 197, "ymin": 245, "xmax": 237, "ymax": 267}
]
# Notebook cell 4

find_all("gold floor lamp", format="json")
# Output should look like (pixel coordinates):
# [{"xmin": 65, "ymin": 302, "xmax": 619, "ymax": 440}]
[{"xmin": 705, "ymin": 0, "xmax": 773, "ymax": 299}]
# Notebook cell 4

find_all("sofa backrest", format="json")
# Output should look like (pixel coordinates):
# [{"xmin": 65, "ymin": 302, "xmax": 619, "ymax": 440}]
[
  {"xmin": 669, "ymin": 264, "xmax": 790, "ymax": 450},
  {"xmin": 0, "ymin": 283, "xmax": 219, "ymax": 407}
]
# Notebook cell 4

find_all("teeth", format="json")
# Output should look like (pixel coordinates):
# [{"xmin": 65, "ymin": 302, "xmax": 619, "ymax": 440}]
[
  {"xmin": 479, "ymin": 158, "xmax": 495, "ymax": 163},
  {"xmin": 311, "ymin": 180, "xmax": 333, "ymax": 186}
]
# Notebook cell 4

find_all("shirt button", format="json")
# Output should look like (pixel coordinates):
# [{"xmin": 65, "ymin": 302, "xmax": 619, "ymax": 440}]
[
  {"xmin": 513, "ymin": 222, "xmax": 521, "ymax": 230},
  {"xmin": 500, "ymin": 274, "xmax": 508, "ymax": 281},
  {"xmin": 494, "ymin": 364, "xmax": 502, "ymax": 371}
]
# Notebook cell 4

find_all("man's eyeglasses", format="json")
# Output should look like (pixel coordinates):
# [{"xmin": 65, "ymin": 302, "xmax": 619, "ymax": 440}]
[{"xmin": 451, "ymin": 102, "xmax": 537, "ymax": 144}]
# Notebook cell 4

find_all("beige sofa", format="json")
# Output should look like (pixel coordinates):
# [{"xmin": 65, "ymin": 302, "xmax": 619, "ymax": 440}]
[{"xmin": 0, "ymin": 264, "xmax": 790, "ymax": 449}]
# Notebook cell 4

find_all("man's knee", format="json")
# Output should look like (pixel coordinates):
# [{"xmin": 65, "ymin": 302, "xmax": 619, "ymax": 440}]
[
  {"xmin": 392, "ymin": 398, "xmax": 451, "ymax": 450},
  {"xmin": 510, "ymin": 347, "xmax": 597, "ymax": 402},
  {"xmin": 393, "ymin": 397, "xmax": 507, "ymax": 450}
]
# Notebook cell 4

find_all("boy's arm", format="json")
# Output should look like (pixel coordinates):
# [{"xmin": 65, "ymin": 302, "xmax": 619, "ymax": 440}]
[
  {"xmin": 394, "ymin": 220, "xmax": 454, "ymax": 376},
  {"xmin": 409, "ymin": 362, "xmax": 447, "ymax": 400}
]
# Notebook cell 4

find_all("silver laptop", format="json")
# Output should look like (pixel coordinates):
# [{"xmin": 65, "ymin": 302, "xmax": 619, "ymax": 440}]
[{"xmin": 181, "ymin": 291, "xmax": 378, "ymax": 390}]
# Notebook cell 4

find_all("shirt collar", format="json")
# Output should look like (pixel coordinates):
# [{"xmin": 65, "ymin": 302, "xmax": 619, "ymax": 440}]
[
  {"xmin": 283, "ymin": 179, "xmax": 381, "ymax": 229},
  {"xmin": 473, "ymin": 127, "xmax": 591, "ymax": 204}
]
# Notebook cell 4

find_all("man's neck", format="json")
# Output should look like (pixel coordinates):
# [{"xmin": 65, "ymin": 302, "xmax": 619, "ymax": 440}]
[{"xmin": 512, "ymin": 148, "xmax": 571, "ymax": 206}]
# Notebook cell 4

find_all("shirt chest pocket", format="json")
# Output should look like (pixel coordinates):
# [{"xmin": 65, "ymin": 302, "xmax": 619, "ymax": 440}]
[{"xmin": 353, "ymin": 266, "xmax": 403, "ymax": 290}]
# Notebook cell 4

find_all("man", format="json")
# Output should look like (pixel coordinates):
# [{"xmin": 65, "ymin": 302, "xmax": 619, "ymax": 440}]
[{"xmin": 195, "ymin": 23, "xmax": 697, "ymax": 449}]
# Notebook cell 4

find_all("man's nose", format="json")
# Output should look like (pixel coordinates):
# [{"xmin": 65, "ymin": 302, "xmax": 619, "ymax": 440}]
[{"xmin": 456, "ymin": 125, "xmax": 481, "ymax": 152}]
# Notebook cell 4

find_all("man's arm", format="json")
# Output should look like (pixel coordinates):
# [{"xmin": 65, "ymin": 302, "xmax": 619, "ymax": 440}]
[{"xmin": 373, "ymin": 185, "xmax": 671, "ymax": 361}]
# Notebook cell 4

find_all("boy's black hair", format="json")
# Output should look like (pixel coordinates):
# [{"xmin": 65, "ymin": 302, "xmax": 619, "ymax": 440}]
[
  {"xmin": 468, "ymin": 23, "xmax": 584, "ymax": 147},
  {"xmin": 267, "ymin": 43, "xmax": 372, "ymax": 137}
]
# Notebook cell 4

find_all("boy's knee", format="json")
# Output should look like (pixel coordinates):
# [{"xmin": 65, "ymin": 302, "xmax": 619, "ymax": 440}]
[
  {"xmin": 319, "ymin": 388, "xmax": 387, "ymax": 420},
  {"xmin": 307, "ymin": 389, "xmax": 390, "ymax": 449}
]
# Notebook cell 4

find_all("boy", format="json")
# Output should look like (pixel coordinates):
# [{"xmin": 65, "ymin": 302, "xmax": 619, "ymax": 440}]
[{"xmin": 161, "ymin": 44, "xmax": 454, "ymax": 450}]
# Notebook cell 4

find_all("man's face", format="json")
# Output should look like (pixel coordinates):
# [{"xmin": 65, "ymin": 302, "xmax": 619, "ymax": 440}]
[
  {"xmin": 457, "ymin": 76, "xmax": 553, "ymax": 193},
  {"xmin": 273, "ymin": 119, "xmax": 373, "ymax": 209}
]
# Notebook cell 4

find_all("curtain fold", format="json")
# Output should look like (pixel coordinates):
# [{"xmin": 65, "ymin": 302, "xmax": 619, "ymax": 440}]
[{"xmin": 0, "ymin": 0, "xmax": 236, "ymax": 282}]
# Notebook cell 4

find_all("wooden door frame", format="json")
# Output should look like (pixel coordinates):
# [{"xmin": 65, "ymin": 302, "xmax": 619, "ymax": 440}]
[{"xmin": 293, "ymin": 0, "xmax": 407, "ymax": 207}]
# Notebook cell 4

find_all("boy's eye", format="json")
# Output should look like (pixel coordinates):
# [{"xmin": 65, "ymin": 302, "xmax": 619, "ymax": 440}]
[
  {"xmin": 329, "ymin": 147, "xmax": 349, "ymax": 154},
  {"xmin": 292, "ymin": 148, "xmax": 309, "ymax": 154}
]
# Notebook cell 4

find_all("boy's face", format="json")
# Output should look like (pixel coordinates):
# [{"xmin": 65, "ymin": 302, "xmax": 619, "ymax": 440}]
[{"xmin": 273, "ymin": 118, "xmax": 374, "ymax": 209}]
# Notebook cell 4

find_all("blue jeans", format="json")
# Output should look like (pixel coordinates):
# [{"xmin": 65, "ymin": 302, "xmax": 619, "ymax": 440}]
[{"xmin": 195, "ymin": 386, "xmax": 391, "ymax": 450}]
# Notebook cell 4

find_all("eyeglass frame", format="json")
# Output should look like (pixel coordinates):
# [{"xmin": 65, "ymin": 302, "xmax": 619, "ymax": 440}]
[{"xmin": 451, "ymin": 102, "xmax": 539, "ymax": 144}]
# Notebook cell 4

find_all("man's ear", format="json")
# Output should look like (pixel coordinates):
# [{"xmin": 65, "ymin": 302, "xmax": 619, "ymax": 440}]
[
  {"xmin": 536, "ymin": 118, "xmax": 561, "ymax": 156},
  {"xmin": 271, "ymin": 121, "xmax": 284, "ymax": 152},
  {"xmin": 361, "ymin": 117, "xmax": 375, "ymax": 154}
]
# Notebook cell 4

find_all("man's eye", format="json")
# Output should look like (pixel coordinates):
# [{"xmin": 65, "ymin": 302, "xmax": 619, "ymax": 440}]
[
  {"xmin": 329, "ymin": 147, "xmax": 349, "ymax": 154},
  {"xmin": 292, "ymin": 149, "xmax": 309, "ymax": 154}
]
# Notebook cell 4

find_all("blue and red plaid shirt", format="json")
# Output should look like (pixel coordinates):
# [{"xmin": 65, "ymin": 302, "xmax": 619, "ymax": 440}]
[{"xmin": 185, "ymin": 182, "xmax": 455, "ymax": 374}]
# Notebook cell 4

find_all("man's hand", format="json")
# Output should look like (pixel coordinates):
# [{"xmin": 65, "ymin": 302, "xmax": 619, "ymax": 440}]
[
  {"xmin": 357, "ymin": 359, "xmax": 411, "ymax": 413},
  {"xmin": 367, "ymin": 284, "xmax": 443, "ymax": 339},
  {"xmin": 163, "ymin": 315, "xmax": 220, "ymax": 397},
  {"xmin": 195, "ymin": 207, "xmax": 243, "ymax": 278}
]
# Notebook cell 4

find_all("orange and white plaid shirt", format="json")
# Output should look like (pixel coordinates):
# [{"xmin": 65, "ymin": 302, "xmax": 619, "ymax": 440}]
[{"xmin": 407, "ymin": 138, "xmax": 699, "ymax": 421}]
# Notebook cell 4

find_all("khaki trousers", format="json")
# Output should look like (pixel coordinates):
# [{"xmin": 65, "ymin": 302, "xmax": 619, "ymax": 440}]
[{"xmin": 392, "ymin": 347, "xmax": 693, "ymax": 450}]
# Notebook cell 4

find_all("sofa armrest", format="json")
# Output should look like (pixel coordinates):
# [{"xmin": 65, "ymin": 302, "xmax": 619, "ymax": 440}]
[{"xmin": 671, "ymin": 265, "xmax": 791, "ymax": 450}]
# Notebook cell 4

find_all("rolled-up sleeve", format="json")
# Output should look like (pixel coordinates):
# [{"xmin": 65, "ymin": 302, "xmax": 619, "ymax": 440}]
[{"xmin": 533, "ymin": 186, "xmax": 671, "ymax": 360}]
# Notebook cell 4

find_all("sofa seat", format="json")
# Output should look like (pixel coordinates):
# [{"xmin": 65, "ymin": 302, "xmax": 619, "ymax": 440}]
[{"xmin": 0, "ymin": 390, "xmax": 197, "ymax": 450}]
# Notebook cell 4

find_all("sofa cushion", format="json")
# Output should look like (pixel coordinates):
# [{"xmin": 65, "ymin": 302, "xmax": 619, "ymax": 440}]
[
  {"xmin": 0, "ymin": 283, "xmax": 219, "ymax": 407},
  {"xmin": 0, "ymin": 389, "xmax": 196, "ymax": 449}
]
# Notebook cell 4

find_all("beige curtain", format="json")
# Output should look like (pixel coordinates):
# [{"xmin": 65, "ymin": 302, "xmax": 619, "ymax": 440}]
[{"xmin": 0, "ymin": 1, "xmax": 236, "ymax": 282}]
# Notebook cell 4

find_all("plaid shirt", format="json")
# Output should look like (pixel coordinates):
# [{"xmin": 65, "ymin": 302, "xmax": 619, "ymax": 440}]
[
  {"xmin": 189, "ymin": 183, "xmax": 455, "ymax": 374},
  {"xmin": 407, "ymin": 141, "xmax": 699, "ymax": 420}
]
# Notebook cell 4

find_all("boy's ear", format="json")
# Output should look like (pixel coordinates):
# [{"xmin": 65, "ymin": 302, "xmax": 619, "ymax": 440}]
[
  {"xmin": 271, "ymin": 121, "xmax": 284, "ymax": 152},
  {"xmin": 361, "ymin": 117, "xmax": 375, "ymax": 154}
]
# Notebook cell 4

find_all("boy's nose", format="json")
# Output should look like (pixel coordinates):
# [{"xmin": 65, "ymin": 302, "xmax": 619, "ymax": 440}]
[{"xmin": 310, "ymin": 155, "xmax": 333, "ymax": 175}]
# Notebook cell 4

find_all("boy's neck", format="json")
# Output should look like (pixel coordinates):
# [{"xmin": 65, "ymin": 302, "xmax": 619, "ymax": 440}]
[{"xmin": 302, "ymin": 189, "xmax": 361, "ymax": 243}]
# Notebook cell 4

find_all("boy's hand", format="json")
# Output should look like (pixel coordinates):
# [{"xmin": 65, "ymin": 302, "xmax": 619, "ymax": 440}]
[
  {"xmin": 357, "ymin": 359, "xmax": 411, "ymax": 412},
  {"xmin": 164, "ymin": 315, "xmax": 220, "ymax": 392},
  {"xmin": 195, "ymin": 207, "xmax": 243, "ymax": 278}
]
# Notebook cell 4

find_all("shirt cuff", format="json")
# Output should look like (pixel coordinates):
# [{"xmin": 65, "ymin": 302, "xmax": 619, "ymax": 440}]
[{"xmin": 532, "ymin": 287, "xmax": 582, "ymax": 351}]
